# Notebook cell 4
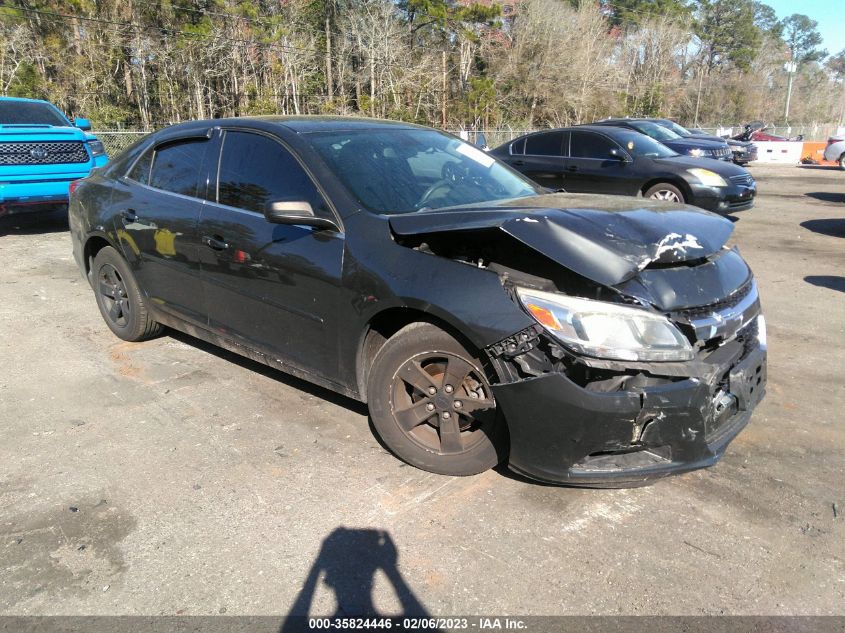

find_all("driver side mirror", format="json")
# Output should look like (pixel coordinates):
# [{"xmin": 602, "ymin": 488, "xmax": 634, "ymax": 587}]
[
  {"xmin": 264, "ymin": 200, "xmax": 338, "ymax": 231},
  {"xmin": 74, "ymin": 118, "xmax": 92, "ymax": 131},
  {"xmin": 475, "ymin": 133, "xmax": 489, "ymax": 150},
  {"xmin": 609, "ymin": 148, "xmax": 630, "ymax": 162}
]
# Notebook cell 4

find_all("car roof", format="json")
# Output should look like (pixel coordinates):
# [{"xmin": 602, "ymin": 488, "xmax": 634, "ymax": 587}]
[
  {"xmin": 516, "ymin": 125, "xmax": 631, "ymax": 135},
  {"xmin": 595, "ymin": 118, "xmax": 654, "ymax": 124},
  {"xmin": 152, "ymin": 115, "xmax": 426, "ymax": 136},
  {"xmin": 490, "ymin": 125, "xmax": 640, "ymax": 152}
]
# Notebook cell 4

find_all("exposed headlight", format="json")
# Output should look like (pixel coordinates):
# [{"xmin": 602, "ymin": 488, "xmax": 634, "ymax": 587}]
[
  {"xmin": 688, "ymin": 148, "xmax": 705, "ymax": 157},
  {"xmin": 516, "ymin": 288, "xmax": 694, "ymax": 362},
  {"xmin": 687, "ymin": 168, "xmax": 727, "ymax": 187},
  {"xmin": 87, "ymin": 140, "xmax": 106, "ymax": 157}
]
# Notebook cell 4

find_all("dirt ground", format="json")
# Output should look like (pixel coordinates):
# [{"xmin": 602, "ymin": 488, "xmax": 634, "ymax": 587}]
[{"xmin": 1, "ymin": 164, "xmax": 843, "ymax": 617}]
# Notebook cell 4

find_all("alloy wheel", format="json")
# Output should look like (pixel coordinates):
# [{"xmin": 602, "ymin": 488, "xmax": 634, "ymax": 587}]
[
  {"xmin": 389, "ymin": 352, "xmax": 496, "ymax": 455},
  {"xmin": 97, "ymin": 263, "xmax": 131, "ymax": 328},
  {"xmin": 650, "ymin": 189, "xmax": 681, "ymax": 202}
]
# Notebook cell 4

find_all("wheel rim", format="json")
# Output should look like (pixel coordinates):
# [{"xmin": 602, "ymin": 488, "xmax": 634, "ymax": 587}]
[
  {"xmin": 389, "ymin": 352, "xmax": 496, "ymax": 455},
  {"xmin": 97, "ymin": 263, "xmax": 131, "ymax": 328},
  {"xmin": 650, "ymin": 189, "xmax": 681, "ymax": 202}
]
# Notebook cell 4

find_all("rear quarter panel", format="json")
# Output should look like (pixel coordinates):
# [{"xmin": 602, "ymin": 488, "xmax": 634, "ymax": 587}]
[{"xmin": 69, "ymin": 172, "xmax": 119, "ymax": 279}]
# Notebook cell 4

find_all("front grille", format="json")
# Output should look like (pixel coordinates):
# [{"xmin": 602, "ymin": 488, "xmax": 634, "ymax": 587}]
[
  {"xmin": 729, "ymin": 173, "xmax": 754, "ymax": 186},
  {"xmin": 716, "ymin": 147, "xmax": 731, "ymax": 158},
  {"xmin": 678, "ymin": 279, "xmax": 753, "ymax": 319},
  {"xmin": 0, "ymin": 141, "xmax": 89, "ymax": 166}
]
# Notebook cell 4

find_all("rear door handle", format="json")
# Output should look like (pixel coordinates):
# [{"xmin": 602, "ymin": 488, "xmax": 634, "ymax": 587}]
[{"xmin": 202, "ymin": 235, "xmax": 229, "ymax": 251}]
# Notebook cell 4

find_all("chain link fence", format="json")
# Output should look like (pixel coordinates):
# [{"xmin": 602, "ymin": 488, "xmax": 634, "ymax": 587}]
[{"xmin": 96, "ymin": 131, "xmax": 150, "ymax": 157}]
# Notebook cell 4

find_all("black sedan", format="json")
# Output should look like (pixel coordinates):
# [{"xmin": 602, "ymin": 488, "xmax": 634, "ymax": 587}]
[
  {"xmin": 69, "ymin": 117, "xmax": 766, "ymax": 487},
  {"xmin": 653, "ymin": 119, "xmax": 758, "ymax": 165},
  {"xmin": 490, "ymin": 125, "xmax": 756, "ymax": 213},
  {"xmin": 593, "ymin": 118, "xmax": 733, "ymax": 161}
]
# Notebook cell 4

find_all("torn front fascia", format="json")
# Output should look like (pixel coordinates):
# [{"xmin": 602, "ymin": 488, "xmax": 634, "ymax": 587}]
[
  {"xmin": 485, "ymin": 325, "xmax": 662, "ymax": 392},
  {"xmin": 485, "ymin": 324, "xmax": 556, "ymax": 381},
  {"xmin": 485, "ymin": 316, "xmax": 758, "ymax": 391}
]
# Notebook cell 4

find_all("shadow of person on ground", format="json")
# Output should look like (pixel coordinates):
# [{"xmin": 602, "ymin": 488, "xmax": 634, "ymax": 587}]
[
  {"xmin": 0, "ymin": 210, "xmax": 68, "ymax": 237},
  {"xmin": 280, "ymin": 528, "xmax": 438, "ymax": 633},
  {"xmin": 800, "ymin": 218, "xmax": 845, "ymax": 238},
  {"xmin": 805, "ymin": 276, "xmax": 845, "ymax": 294},
  {"xmin": 804, "ymin": 192, "xmax": 845, "ymax": 204}
]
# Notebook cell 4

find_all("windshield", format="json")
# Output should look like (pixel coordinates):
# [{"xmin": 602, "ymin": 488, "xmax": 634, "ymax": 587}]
[
  {"xmin": 306, "ymin": 128, "xmax": 539, "ymax": 214},
  {"xmin": 658, "ymin": 120, "xmax": 692, "ymax": 137},
  {"xmin": 614, "ymin": 130, "xmax": 679, "ymax": 159},
  {"xmin": 0, "ymin": 101, "xmax": 70, "ymax": 126},
  {"xmin": 630, "ymin": 121, "xmax": 681, "ymax": 142}
]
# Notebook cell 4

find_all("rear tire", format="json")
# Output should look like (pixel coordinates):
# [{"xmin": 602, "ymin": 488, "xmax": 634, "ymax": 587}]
[
  {"xmin": 644, "ymin": 182, "xmax": 685, "ymax": 203},
  {"xmin": 92, "ymin": 246, "xmax": 163, "ymax": 342},
  {"xmin": 839, "ymin": 153, "xmax": 845, "ymax": 171},
  {"xmin": 367, "ymin": 323, "xmax": 506, "ymax": 476}
]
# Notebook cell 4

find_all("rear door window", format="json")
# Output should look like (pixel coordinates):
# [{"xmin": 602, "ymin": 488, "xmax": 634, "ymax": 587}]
[
  {"xmin": 570, "ymin": 131, "xmax": 619, "ymax": 159},
  {"xmin": 149, "ymin": 139, "xmax": 208, "ymax": 197},
  {"xmin": 525, "ymin": 132, "xmax": 566, "ymax": 156},
  {"xmin": 216, "ymin": 130, "xmax": 329, "ymax": 216}
]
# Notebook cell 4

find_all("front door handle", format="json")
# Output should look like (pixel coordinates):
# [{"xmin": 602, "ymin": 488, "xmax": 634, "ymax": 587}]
[
  {"xmin": 512, "ymin": 160, "xmax": 525, "ymax": 166},
  {"xmin": 566, "ymin": 166, "xmax": 578, "ymax": 172},
  {"xmin": 202, "ymin": 235, "xmax": 229, "ymax": 251}
]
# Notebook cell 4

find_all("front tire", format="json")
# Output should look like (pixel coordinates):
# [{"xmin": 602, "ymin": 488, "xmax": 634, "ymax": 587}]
[
  {"xmin": 839, "ymin": 153, "xmax": 845, "ymax": 171},
  {"xmin": 367, "ymin": 323, "xmax": 506, "ymax": 476},
  {"xmin": 644, "ymin": 182, "xmax": 685, "ymax": 203},
  {"xmin": 92, "ymin": 246, "xmax": 163, "ymax": 342}
]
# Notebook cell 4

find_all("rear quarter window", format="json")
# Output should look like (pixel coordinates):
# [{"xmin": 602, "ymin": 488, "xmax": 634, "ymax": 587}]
[
  {"xmin": 126, "ymin": 149, "xmax": 153, "ymax": 185},
  {"xmin": 105, "ymin": 135, "xmax": 154, "ymax": 178},
  {"xmin": 149, "ymin": 139, "xmax": 208, "ymax": 198}
]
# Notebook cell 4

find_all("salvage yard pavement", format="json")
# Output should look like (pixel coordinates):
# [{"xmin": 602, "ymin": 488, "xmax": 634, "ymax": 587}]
[{"xmin": 0, "ymin": 164, "xmax": 843, "ymax": 617}]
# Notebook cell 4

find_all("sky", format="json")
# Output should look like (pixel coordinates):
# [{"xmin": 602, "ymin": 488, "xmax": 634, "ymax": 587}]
[{"xmin": 765, "ymin": 0, "xmax": 844, "ymax": 58}]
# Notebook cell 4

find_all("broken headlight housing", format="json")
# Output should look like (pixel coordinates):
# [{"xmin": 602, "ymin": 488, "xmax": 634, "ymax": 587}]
[{"xmin": 516, "ymin": 288, "xmax": 694, "ymax": 362}]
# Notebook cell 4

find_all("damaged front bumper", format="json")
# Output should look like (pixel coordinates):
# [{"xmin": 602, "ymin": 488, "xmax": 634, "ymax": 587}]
[{"xmin": 490, "ymin": 319, "xmax": 767, "ymax": 488}]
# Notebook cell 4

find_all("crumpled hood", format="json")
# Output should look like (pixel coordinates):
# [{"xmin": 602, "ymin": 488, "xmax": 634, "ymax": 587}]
[{"xmin": 389, "ymin": 193, "xmax": 734, "ymax": 287}]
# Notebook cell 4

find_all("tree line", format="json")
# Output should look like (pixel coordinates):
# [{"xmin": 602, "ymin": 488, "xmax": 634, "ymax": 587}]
[{"xmin": 1, "ymin": 0, "xmax": 843, "ymax": 131}]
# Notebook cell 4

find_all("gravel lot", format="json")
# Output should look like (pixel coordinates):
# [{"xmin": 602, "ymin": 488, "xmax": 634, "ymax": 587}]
[{"xmin": 1, "ymin": 164, "xmax": 843, "ymax": 617}]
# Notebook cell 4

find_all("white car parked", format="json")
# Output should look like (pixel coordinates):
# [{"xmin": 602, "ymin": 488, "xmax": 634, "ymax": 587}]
[{"xmin": 823, "ymin": 135, "xmax": 845, "ymax": 170}]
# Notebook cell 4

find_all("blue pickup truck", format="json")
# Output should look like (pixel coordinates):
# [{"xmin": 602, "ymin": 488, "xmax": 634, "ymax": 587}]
[{"xmin": 0, "ymin": 96, "xmax": 108, "ymax": 218}]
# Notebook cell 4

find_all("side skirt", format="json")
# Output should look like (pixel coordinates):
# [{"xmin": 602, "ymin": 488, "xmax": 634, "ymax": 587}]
[{"xmin": 151, "ymin": 308, "xmax": 362, "ymax": 402}]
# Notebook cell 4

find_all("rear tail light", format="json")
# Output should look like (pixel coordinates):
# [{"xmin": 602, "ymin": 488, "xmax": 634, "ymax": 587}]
[{"xmin": 69, "ymin": 179, "xmax": 84, "ymax": 195}]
